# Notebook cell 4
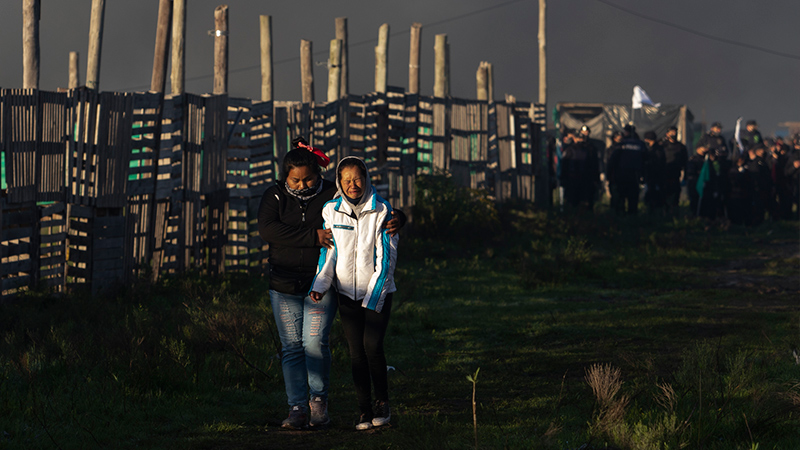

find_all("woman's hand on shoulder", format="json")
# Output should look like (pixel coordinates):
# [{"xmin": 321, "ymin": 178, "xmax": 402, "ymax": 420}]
[
  {"xmin": 383, "ymin": 209, "xmax": 406, "ymax": 236},
  {"xmin": 316, "ymin": 228, "xmax": 333, "ymax": 249}
]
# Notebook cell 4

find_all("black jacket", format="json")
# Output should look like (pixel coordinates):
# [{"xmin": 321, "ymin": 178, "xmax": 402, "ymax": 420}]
[
  {"xmin": 697, "ymin": 132, "xmax": 729, "ymax": 158},
  {"xmin": 258, "ymin": 179, "xmax": 337, "ymax": 294},
  {"xmin": 662, "ymin": 139, "xmax": 688, "ymax": 183}
]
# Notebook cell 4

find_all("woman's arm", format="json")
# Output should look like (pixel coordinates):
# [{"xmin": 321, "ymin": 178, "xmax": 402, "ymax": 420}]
[
  {"xmin": 309, "ymin": 207, "xmax": 337, "ymax": 299},
  {"xmin": 364, "ymin": 204, "xmax": 399, "ymax": 313}
]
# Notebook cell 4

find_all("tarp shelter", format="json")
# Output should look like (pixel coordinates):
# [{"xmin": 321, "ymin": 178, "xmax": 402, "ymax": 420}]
[{"xmin": 556, "ymin": 102, "xmax": 694, "ymax": 148}]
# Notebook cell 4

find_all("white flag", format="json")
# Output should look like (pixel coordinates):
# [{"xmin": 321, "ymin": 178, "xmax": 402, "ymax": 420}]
[
  {"xmin": 734, "ymin": 116, "xmax": 744, "ymax": 156},
  {"xmin": 632, "ymin": 85, "xmax": 660, "ymax": 109}
]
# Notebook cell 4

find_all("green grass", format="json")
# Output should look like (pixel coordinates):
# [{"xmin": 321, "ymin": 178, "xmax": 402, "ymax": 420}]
[{"xmin": 1, "ymin": 205, "xmax": 799, "ymax": 450}]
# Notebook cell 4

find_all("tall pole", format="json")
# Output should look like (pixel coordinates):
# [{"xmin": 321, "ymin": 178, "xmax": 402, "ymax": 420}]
[
  {"xmin": 408, "ymin": 22, "xmax": 422, "ymax": 94},
  {"xmin": 538, "ymin": 0, "xmax": 547, "ymax": 106},
  {"xmin": 535, "ymin": 0, "xmax": 550, "ymax": 209},
  {"xmin": 327, "ymin": 39, "xmax": 342, "ymax": 102},
  {"xmin": 260, "ymin": 15, "xmax": 273, "ymax": 101},
  {"xmin": 213, "ymin": 5, "xmax": 228, "ymax": 95},
  {"xmin": 486, "ymin": 62, "xmax": 494, "ymax": 102},
  {"xmin": 171, "ymin": 0, "xmax": 186, "ymax": 95},
  {"xmin": 300, "ymin": 39, "xmax": 314, "ymax": 103},
  {"xmin": 85, "ymin": 0, "xmax": 105, "ymax": 90},
  {"xmin": 374, "ymin": 24, "xmax": 389, "ymax": 94},
  {"xmin": 433, "ymin": 34, "xmax": 447, "ymax": 98},
  {"xmin": 335, "ymin": 17, "xmax": 349, "ymax": 98},
  {"xmin": 69, "ymin": 52, "xmax": 80, "ymax": 89},
  {"xmin": 22, "ymin": 0, "xmax": 40, "ymax": 90},
  {"xmin": 476, "ymin": 61, "xmax": 488, "ymax": 101},
  {"xmin": 151, "ymin": 0, "xmax": 172, "ymax": 93}
]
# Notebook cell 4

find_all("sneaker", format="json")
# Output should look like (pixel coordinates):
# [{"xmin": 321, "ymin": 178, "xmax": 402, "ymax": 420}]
[
  {"xmin": 281, "ymin": 405, "xmax": 307, "ymax": 430},
  {"xmin": 309, "ymin": 396, "xmax": 330, "ymax": 427},
  {"xmin": 371, "ymin": 400, "xmax": 391, "ymax": 427},
  {"xmin": 355, "ymin": 413, "xmax": 374, "ymax": 430}
]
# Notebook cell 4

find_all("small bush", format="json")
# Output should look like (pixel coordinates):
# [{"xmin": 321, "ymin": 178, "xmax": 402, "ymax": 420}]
[{"xmin": 412, "ymin": 171, "xmax": 499, "ymax": 242}]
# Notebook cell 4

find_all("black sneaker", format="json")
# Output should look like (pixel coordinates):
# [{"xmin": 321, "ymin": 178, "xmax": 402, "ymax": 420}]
[
  {"xmin": 309, "ymin": 396, "xmax": 330, "ymax": 427},
  {"xmin": 372, "ymin": 400, "xmax": 391, "ymax": 427},
  {"xmin": 281, "ymin": 405, "xmax": 307, "ymax": 430},
  {"xmin": 355, "ymin": 413, "xmax": 374, "ymax": 430}
]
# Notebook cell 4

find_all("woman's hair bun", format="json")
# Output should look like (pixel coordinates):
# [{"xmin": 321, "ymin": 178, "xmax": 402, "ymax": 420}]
[{"xmin": 291, "ymin": 136, "xmax": 308, "ymax": 148}]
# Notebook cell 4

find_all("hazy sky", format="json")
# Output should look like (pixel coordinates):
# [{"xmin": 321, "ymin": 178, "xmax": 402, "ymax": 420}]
[{"xmin": 1, "ymin": 0, "xmax": 798, "ymax": 135}]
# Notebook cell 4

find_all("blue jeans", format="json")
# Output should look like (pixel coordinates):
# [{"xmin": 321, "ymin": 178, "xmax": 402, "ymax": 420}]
[{"xmin": 270, "ymin": 289, "xmax": 337, "ymax": 407}]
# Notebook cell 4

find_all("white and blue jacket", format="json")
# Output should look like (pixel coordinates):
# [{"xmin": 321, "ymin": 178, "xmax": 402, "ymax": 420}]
[{"xmin": 309, "ymin": 162, "xmax": 398, "ymax": 313}]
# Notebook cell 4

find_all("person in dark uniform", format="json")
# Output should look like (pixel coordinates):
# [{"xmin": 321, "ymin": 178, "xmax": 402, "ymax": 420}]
[
  {"xmin": 660, "ymin": 126, "xmax": 688, "ymax": 217},
  {"xmin": 699, "ymin": 122, "xmax": 732, "ymax": 218},
  {"xmin": 643, "ymin": 131, "xmax": 666, "ymax": 215},
  {"xmin": 686, "ymin": 146, "xmax": 708, "ymax": 218},
  {"xmin": 784, "ymin": 143, "xmax": 800, "ymax": 220},
  {"xmin": 580, "ymin": 124, "xmax": 606, "ymax": 178},
  {"xmin": 739, "ymin": 120, "xmax": 763, "ymax": 152},
  {"xmin": 560, "ymin": 128, "xmax": 600, "ymax": 211},
  {"xmin": 698, "ymin": 122, "xmax": 730, "ymax": 159},
  {"xmin": 745, "ymin": 144, "xmax": 772, "ymax": 225},
  {"xmin": 605, "ymin": 130, "xmax": 624, "ymax": 210},
  {"xmin": 773, "ymin": 140, "xmax": 792, "ymax": 220},
  {"xmin": 727, "ymin": 156, "xmax": 754, "ymax": 225},
  {"xmin": 607, "ymin": 125, "xmax": 646, "ymax": 215}
]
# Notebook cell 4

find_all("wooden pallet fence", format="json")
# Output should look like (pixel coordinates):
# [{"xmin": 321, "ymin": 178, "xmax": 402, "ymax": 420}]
[
  {"xmin": 225, "ymin": 98, "xmax": 274, "ymax": 274},
  {"xmin": 1, "ymin": 200, "xmax": 38, "ymax": 298},
  {"xmin": 67, "ymin": 204, "xmax": 126, "ymax": 295}
]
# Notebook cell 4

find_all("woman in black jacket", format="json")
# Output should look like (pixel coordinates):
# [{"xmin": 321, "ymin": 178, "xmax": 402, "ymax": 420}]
[{"xmin": 258, "ymin": 137, "xmax": 403, "ymax": 429}]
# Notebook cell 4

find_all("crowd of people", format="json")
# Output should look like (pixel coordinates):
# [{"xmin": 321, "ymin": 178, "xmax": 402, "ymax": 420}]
[{"xmin": 555, "ymin": 121, "xmax": 800, "ymax": 224}]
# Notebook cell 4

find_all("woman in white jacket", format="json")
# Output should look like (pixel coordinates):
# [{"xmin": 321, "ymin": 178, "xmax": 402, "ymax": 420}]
[{"xmin": 310, "ymin": 156, "xmax": 398, "ymax": 430}]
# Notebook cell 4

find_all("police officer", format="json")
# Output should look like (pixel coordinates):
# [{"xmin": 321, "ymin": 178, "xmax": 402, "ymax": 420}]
[
  {"xmin": 727, "ymin": 156, "xmax": 754, "ymax": 225},
  {"xmin": 698, "ymin": 122, "xmax": 730, "ymax": 159},
  {"xmin": 685, "ymin": 146, "xmax": 708, "ymax": 218},
  {"xmin": 739, "ymin": 120, "xmax": 763, "ymax": 152},
  {"xmin": 661, "ymin": 126, "xmax": 688, "ymax": 216},
  {"xmin": 560, "ymin": 127, "xmax": 600, "ymax": 211},
  {"xmin": 643, "ymin": 131, "xmax": 666, "ymax": 215},
  {"xmin": 607, "ymin": 125, "xmax": 647, "ymax": 215}
]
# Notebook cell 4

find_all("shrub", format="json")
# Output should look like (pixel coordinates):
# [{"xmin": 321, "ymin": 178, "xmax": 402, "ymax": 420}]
[{"xmin": 411, "ymin": 171, "xmax": 499, "ymax": 242}]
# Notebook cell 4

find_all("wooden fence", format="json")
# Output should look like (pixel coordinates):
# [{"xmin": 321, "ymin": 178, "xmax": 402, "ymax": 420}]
[{"xmin": 0, "ymin": 87, "xmax": 545, "ymax": 299}]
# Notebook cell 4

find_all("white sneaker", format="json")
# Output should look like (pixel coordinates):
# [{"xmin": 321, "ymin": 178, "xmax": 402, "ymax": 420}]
[
  {"xmin": 371, "ymin": 400, "xmax": 391, "ymax": 427},
  {"xmin": 355, "ymin": 414, "xmax": 374, "ymax": 430}
]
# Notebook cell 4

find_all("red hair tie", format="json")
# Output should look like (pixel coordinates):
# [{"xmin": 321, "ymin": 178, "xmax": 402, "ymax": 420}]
[{"xmin": 297, "ymin": 142, "xmax": 331, "ymax": 168}]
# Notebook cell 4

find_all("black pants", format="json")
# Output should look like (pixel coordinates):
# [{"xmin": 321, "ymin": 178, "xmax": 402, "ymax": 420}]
[
  {"xmin": 338, "ymin": 293, "xmax": 393, "ymax": 416},
  {"xmin": 614, "ymin": 180, "xmax": 639, "ymax": 215}
]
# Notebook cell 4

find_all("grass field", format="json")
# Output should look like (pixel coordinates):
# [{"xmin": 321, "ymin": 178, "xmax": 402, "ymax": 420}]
[{"xmin": 1, "ymin": 204, "xmax": 798, "ymax": 450}]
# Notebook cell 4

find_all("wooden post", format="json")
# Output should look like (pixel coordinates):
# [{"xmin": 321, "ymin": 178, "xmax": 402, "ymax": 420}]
[
  {"xmin": 213, "ymin": 5, "xmax": 228, "ymax": 95},
  {"xmin": 486, "ymin": 62, "xmax": 494, "ymax": 102},
  {"xmin": 260, "ymin": 15, "xmax": 273, "ymax": 101},
  {"xmin": 22, "ymin": 0, "xmax": 40, "ymax": 90},
  {"xmin": 535, "ymin": 0, "xmax": 550, "ymax": 209},
  {"xmin": 150, "ymin": 0, "xmax": 172, "ymax": 93},
  {"xmin": 69, "ymin": 52, "xmax": 80, "ymax": 89},
  {"xmin": 445, "ymin": 39, "xmax": 451, "ymax": 97},
  {"xmin": 476, "ymin": 62, "xmax": 488, "ymax": 101},
  {"xmin": 408, "ymin": 22, "xmax": 422, "ymax": 94},
  {"xmin": 327, "ymin": 39, "xmax": 342, "ymax": 102},
  {"xmin": 538, "ymin": 0, "xmax": 547, "ymax": 106},
  {"xmin": 300, "ymin": 39, "xmax": 314, "ymax": 103},
  {"xmin": 433, "ymin": 34, "xmax": 447, "ymax": 98},
  {"xmin": 171, "ymin": 0, "xmax": 186, "ymax": 95},
  {"xmin": 85, "ymin": 0, "xmax": 105, "ymax": 90},
  {"xmin": 374, "ymin": 23, "xmax": 389, "ymax": 94},
  {"xmin": 335, "ymin": 17, "xmax": 348, "ymax": 98}
]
